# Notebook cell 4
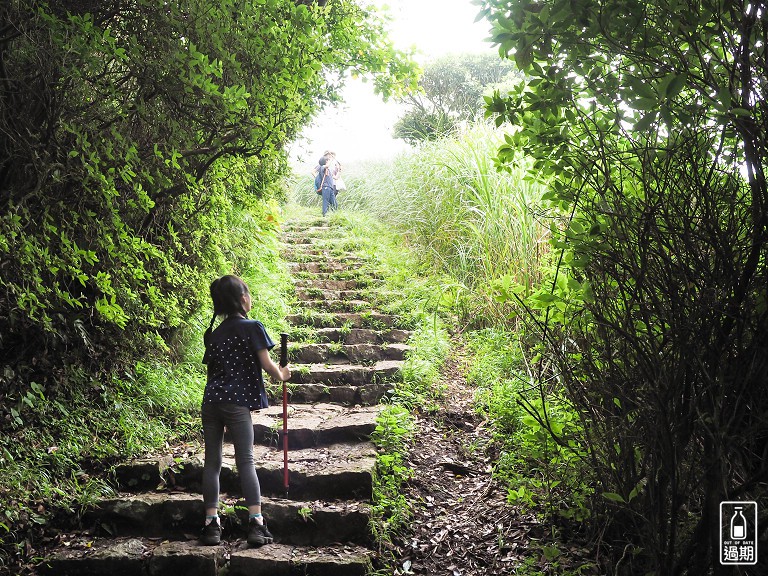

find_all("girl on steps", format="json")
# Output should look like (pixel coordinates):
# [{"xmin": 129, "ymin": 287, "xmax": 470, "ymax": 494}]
[{"xmin": 199, "ymin": 275, "xmax": 291, "ymax": 547}]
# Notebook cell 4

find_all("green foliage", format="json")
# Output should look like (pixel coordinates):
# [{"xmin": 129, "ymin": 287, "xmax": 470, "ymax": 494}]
[
  {"xmin": 481, "ymin": 0, "xmax": 768, "ymax": 572},
  {"xmin": 370, "ymin": 405, "xmax": 414, "ymax": 545},
  {"xmin": 299, "ymin": 124, "xmax": 550, "ymax": 327},
  {"xmin": 0, "ymin": 0, "xmax": 417, "ymax": 372},
  {"xmin": 0, "ymin": 196, "xmax": 295, "ymax": 570},
  {"xmin": 393, "ymin": 323, "xmax": 450, "ymax": 410},
  {"xmin": 467, "ymin": 329, "xmax": 592, "ymax": 526},
  {"xmin": 394, "ymin": 54, "xmax": 517, "ymax": 144},
  {"xmin": 393, "ymin": 108, "xmax": 456, "ymax": 146},
  {"xmin": 0, "ymin": 358, "xmax": 202, "ymax": 563},
  {"xmin": 0, "ymin": 2, "xmax": 417, "ymax": 567}
]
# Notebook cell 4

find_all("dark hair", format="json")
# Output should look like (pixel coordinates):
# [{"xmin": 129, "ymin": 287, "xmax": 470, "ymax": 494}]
[{"xmin": 203, "ymin": 275, "xmax": 249, "ymax": 348}]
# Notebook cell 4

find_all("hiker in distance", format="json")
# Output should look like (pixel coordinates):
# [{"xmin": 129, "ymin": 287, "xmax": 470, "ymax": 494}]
[
  {"xmin": 324, "ymin": 150, "xmax": 346, "ymax": 193},
  {"xmin": 315, "ymin": 154, "xmax": 338, "ymax": 216},
  {"xmin": 199, "ymin": 275, "xmax": 291, "ymax": 547}
]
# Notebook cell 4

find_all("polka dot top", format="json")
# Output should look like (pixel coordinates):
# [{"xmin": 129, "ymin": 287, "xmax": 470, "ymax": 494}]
[{"xmin": 202, "ymin": 316, "xmax": 275, "ymax": 410}]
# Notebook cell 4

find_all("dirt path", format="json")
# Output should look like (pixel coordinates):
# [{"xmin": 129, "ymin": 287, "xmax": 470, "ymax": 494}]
[{"xmin": 389, "ymin": 346, "xmax": 547, "ymax": 575}]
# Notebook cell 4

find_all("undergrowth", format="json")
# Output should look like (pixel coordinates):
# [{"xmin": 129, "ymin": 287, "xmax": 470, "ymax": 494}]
[
  {"xmin": 465, "ymin": 329, "xmax": 593, "ymax": 534},
  {"xmin": 0, "ymin": 202, "xmax": 294, "ymax": 572},
  {"xmin": 295, "ymin": 124, "xmax": 596, "ymax": 572}
]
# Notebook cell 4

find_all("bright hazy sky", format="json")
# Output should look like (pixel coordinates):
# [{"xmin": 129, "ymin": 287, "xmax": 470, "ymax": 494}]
[{"xmin": 290, "ymin": 0, "xmax": 495, "ymax": 170}]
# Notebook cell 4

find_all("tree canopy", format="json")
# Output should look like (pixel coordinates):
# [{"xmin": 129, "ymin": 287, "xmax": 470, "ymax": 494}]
[
  {"xmin": 481, "ymin": 0, "xmax": 767, "ymax": 573},
  {"xmin": 393, "ymin": 53, "xmax": 515, "ymax": 145},
  {"xmin": 0, "ymin": 0, "xmax": 417, "ymax": 375}
]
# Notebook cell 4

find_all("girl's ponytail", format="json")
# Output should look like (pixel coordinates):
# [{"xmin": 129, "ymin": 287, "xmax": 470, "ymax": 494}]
[{"xmin": 203, "ymin": 312, "xmax": 217, "ymax": 350}]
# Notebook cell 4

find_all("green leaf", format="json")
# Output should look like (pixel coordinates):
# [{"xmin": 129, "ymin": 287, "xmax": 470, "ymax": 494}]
[
  {"xmin": 634, "ymin": 110, "xmax": 658, "ymax": 131},
  {"xmin": 602, "ymin": 492, "xmax": 626, "ymax": 503},
  {"xmin": 664, "ymin": 72, "xmax": 687, "ymax": 98},
  {"xmin": 633, "ymin": 97, "xmax": 659, "ymax": 111},
  {"xmin": 627, "ymin": 76, "xmax": 656, "ymax": 99}
]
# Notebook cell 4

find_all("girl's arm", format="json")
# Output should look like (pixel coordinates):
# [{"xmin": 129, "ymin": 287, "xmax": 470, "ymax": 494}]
[{"xmin": 257, "ymin": 348, "xmax": 291, "ymax": 381}]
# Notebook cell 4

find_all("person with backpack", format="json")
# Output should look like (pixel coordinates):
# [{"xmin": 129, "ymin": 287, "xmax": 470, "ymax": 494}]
[
  {"xmin": 199, "ymin": 275, "xmax": 291, "ymax": 547},
  {"xmin": 324, "ymin": 150, "xmax": 345, "ymax": 193},
  {"xmin": 314, "ymin": 155, "xmax": 337, "ymax": 216}
]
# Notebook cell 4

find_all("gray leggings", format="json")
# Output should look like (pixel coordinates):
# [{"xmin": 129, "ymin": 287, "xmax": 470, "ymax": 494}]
[{"xmin": 201, "ymin": 402, "xmax": 262, "ymax": 508}]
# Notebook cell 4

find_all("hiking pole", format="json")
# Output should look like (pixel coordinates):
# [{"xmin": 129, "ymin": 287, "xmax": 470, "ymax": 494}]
[{"xmin": 280, "ymin": 333, "xmax": 289, "ymax": 498}]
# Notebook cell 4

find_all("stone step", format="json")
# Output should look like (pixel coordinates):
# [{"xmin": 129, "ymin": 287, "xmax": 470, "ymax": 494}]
[
  {"xmin": 295, "ymin": 288, "xmax": 365, "ymax": 301},
  {"xmin": 282, "ymin": 235, "xmax": 315, "ymax": 245},
  {"xmin": 282, "ymin": 236, "xmax": 358, "ymax": 249},
  {"xmin": 315, "ymin": 327, "xmax": 411, "ymax": 344},
  {"xmin": 278, "ymin": 331, "xmax": 409, "ymax": 349},
  {"xmin": 282, "ymin": 230, "xmax": 338, "ymax": 244},
  {"xmin": 297, "ymin": 299, "xmax": 371, "ymax": 313},
  {"xmin": 230, "ymin": 543, "xmax": 373, "ymax": 576},
  {"xmin": 288, "ymin": 261, "xmax": 366, "ymax": 274},
  {"xmin": 288, "ymin": 360, "xmax": 402, "ymax": 386},
  {"xmin": 84, "ymin": 493, "xmax": 371, "ymax": 546},
  {"xmin": 283, "ymin": 254, "xmax": 363, "ymax": 266},
  {"xmin": 286, "ymin": 312, "xmax": 399, "ymax": 329},
  {"xmin": 244, "ymin": 403, "xmax": 381, "ymax": 449},
  {"xmin": 270, "ymin": 381, "xmax": 390, "ymax": 406},
  {"xmin": 282, "ymin": 226, "xmax": 332, "ymax": 237},
  {"xmin": 115, "ymin": 442, "xmax": 376, "ymax": 501},
  {"xmin": 291, "ymin": 342, "xmax": 408, "ymax": 364},
  {"xmin": 283, "ymin": 248, "xmax": 361, "ymax": 260},
  {"xmin": 282, "ymin": 220, "xmax": 328, "ymax": 230},
  {"xmin": 39, "ymin": 537, "xmax": 194, "ymax": 576},
  {"xmin": 292, "ymin": 279, "xmax": 362, "ymax": 290},
  {"xmin": 289, "ymin": 271, "xmax": 377, "ymax": 285},
  {"xmin": 40, "ymin": 538, "xmax": 372, "ymax": 576}
]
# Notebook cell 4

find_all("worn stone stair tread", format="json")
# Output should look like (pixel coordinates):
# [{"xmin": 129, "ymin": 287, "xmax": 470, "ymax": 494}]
[
  {"xmin": 290, "ymin": 342, "xmax": 408, "ymax": 365},
  {"xmin": 237, "ymin": 442, "xmax": 376, "ymax": 499},
  {"xmin": 270, "ymin": 382, "xmax": 390, "ymax": 406},
  {"xmin": 288, "ymin": 359, "xmax": 402, "ymax": 385},
  {"xmin": 40, "ymin": 538, "xmax": 372, "ymax": 576},
  {"xmin": 39, "ymin": 536, "xmax": 217, "ymax": 576},
  {"xmin": 284, "ymin": 250, "xmax": 362, "ymax": 261},
  {"xmin": 229, "ymin": 542, "xmax": 373, "ymax": 576},
  {"xmin": 288, "ymin": 262, "xmax": 364, "ymax": 274},
  {"xmin": 249, "ymin": 440, "xmax": 376, "ymax": 472},
  {"xmin": 282, "ymin": 226, "xmax": 333, "ymax": 236},
  {"xmin": 295, "ymin": 288, "xmax": 366, "ymax": 301},
  {"xmin": 87, "ymin": 493, "xmax": 371, "ymax": 545},
  {"xmin": 115, "ymin": 442, "xmax": 376, "ymax": 500},
  {"xmin": 285, "ymin": 253, "xmax": 365, "ymax": 261},
  {"xmin": 286, "ymin": 311, "xmax": 399, "ymax": 328},
  {"xmin": 292, "ymin": 279, "xmax": 362, "ymax": 290},
  {"xmin": 298, "ymin": 299, "xmax": 371, "ymax": 313},
  {"xmin": 289, "ymin": 274, "xmax": 378, "ymax": 286},
  {"xmin": 249, "ymin": 403, "xmax": 381, "ymax": 448},
  {"xmin": 315, "ymin": 327, "xmax": 411, "ymax": 344}
]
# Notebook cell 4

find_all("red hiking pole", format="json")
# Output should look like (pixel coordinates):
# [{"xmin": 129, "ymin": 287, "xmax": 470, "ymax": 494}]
[{"xmin": 279, "ymin": 333, "xmax": 289, "ymax": 498}]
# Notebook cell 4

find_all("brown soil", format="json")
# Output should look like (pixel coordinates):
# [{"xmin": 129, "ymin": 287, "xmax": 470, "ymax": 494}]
[{"xmin": 389, "ymin": 343, "xmax": 594, "ymax": 576}]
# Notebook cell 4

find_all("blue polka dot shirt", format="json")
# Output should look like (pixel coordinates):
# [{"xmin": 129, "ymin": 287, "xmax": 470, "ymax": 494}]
[{"xmin": 202, "ymin": 317, "xmax": 274, "ymax": 410}]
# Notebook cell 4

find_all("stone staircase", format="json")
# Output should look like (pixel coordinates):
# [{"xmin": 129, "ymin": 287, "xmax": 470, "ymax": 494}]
[{"xmin": 39, "ymin": 216, "xmax": 411, "ymax": 575}]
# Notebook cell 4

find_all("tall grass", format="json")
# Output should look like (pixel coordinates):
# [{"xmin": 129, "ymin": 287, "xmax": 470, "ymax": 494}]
[
  {"xmin": 288, "ymin": 129, "xmax": 593, "ymax": 572},
  {"xmin": 291, "ymin": 123, "xmax": 551, "ymax": 326}
]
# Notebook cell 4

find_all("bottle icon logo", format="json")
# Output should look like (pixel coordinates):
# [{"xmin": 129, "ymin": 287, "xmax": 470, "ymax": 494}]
[
  {"xmin": 720, "ymin": 501, "xmax": 757, "ymax": 565},
  {"xmin": 731, "ymin": 506, "xmax": 747, "ymax": 540}
]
